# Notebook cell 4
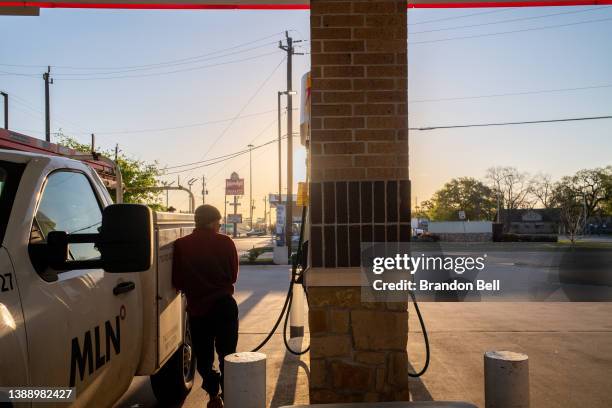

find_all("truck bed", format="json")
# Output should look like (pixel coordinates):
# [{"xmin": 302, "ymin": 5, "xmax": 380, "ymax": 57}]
[{"xmin": 137, "ymin": 211, "xmax": 195, "ymax": 375}]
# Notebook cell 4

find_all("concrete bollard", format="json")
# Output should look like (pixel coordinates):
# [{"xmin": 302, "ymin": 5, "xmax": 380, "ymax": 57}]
[
  {"xmin": 224, "ymin": 352, "xmax": 266, "ymax": 408},
  {"xmin": 484, "ymin": 350, "xmax": 529, "ymax": 408},
  {"xmin": 290, "ymin": 283, "xmax": 305, "ymax": 338}
]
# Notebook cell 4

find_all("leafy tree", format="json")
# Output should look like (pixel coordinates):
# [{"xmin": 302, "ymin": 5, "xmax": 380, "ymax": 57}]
[
  {"xmin": 412, "ymin": 200, "xmax": 431, "ymax": 219},
  {"xmin": 58, "ymin": 134, "xmax": 163, "ymax": 209},
  {"xmin": 424, "ymin": 177, "xmax": 497, "ymax": 221},
  {"xmin": 551, "ymin": 166, "xmax": 612, "ymax": 240},
  {"xmin": 603, "ymin": 166, "xmax": 612, "ymax": 215},
  {"xmin": 557, "ymin": 166, "xmax": 612, "ymax": 219}
]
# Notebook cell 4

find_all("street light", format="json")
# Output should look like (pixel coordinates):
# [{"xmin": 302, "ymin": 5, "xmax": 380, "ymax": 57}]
[
  {"xmin": 248, "ymin": 143, "xmax": 254, "ymax": 230},
  {"xmin": 187, "ymin": 178, "xmax": 197, "ymax": 212},
  {"xmin": 161, "ymin": 180, "xmax": 175, "ymax": 209}
]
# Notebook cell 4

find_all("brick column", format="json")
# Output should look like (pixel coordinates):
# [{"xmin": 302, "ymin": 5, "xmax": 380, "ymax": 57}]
[{"xmin": 307, "ymin": 0, "xmax": 410, "ymax": 403}]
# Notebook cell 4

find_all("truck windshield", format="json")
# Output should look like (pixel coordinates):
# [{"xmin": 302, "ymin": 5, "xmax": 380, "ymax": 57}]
[{"xmin": 0, "ymin": 161, "xmax": 25, "ymax": 246}]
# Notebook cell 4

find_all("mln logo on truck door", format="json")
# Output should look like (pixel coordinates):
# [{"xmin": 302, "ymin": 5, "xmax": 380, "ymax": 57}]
[{"xmin": 69, "ymin": 307, "xmax": 125, "ymax": 387}]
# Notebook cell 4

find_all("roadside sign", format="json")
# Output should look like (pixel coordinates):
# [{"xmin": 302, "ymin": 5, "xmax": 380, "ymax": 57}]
[
  {"xmin": 458, "ymin": 210, "xmax": 466, "ymax": 220},
  {"xmin": 227, "ymin": 214, "xmax": 242, "ymax": 224},
  {"xmin": 226, "ymin": 171, "xmax": 244, "ymax": 195}
]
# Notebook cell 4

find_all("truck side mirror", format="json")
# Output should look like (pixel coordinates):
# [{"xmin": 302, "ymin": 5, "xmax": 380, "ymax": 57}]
[
  {"xmin": 46, "ymin": 230, "xmax": 70, "ymax": 270},
  {"xmin": 98, "ymin": 204, "xmax": 154, "ymax": 273},
  {"xmin": 43, "ymin": 204, "xmax": 154, "ymax": 273}
]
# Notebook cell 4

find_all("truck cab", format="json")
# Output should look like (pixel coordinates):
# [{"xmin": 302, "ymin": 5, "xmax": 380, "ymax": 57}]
[{"xmin": 0, "ymin": 148, "xmax": 195, "ymax": 407}]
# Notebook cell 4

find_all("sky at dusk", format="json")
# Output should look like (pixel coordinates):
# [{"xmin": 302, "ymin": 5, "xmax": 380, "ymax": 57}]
[{"xmin": 1, "ymin": 6, "xmax": 611, "ymax": 215}]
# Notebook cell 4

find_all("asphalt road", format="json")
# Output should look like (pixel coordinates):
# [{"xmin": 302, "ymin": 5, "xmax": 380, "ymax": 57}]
[{"xmin": 232, "ymin": 235, "xmax": 274, "ymax": 255}]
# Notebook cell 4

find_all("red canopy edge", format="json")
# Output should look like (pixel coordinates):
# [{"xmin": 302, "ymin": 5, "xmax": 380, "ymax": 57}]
[{"xmin": 1, "ymin": 0, "xmax": 611, "ymax": 9}]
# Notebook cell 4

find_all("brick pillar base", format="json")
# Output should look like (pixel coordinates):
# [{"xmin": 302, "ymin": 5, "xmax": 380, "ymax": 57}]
[
  {"xmin": 309, "ymin": 287, "xmax": 410, "ymax": 403},
  {"xmin": 307, "ymin": 0, "xmax": 410, "ymax": 403}
]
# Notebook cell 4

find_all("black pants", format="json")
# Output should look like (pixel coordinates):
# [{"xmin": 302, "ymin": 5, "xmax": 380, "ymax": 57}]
[{"xmin": 189, "ymin": 295, "xmax": 239, "ymax": 397}]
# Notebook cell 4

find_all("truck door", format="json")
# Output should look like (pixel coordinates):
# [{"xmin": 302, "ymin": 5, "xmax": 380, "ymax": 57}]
[
  {"xmin": 16, "ymin": 170, "xmax": 141, "ymax": 408},
  {"xmin": 0, "ymin": 248, "xmax": 29, "ymax": 396},
  {"xmin": 0, "ymin": 161, "xmax": 29, "ymax": 398}
]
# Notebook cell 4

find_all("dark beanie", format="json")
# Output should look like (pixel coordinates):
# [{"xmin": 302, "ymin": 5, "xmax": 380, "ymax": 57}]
[{"xmin": 195, "ymin": 204, "xmax": 222, "ymax": 227}]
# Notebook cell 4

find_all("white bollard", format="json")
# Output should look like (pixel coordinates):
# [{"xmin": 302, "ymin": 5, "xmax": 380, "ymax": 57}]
[
  {"xmin": 484, "ymin": 350, "xmax": 530, "ymax": 408},
  {"xmin": 290, "ymin": 282, "xmax": 305, "ymax": 338},
  {"xmin": 224, "ymin": 352, "xmax": 266, "ymax": 408}
]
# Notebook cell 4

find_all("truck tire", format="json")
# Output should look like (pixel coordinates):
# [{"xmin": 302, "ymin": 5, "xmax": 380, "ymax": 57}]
[{"xmin": 150, "ymin": 316, "xmax": 196, "ymax": 405}]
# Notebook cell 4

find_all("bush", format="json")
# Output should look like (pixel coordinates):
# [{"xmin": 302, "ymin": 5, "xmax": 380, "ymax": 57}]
[
  {"xmin": 246, "ymin": 246, "xmax": 274, "ymax": 263},
  {"xmin": 501, "ymin": 233, "xmax": 558, "ymax": 242},
  {"xmin": 415, "ymin": 232, "xmax": 440, "ymax": 242}
]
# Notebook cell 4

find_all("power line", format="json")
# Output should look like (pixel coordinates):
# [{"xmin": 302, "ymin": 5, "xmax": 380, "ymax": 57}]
[
  {"xmin": 0, "ymin": 31, "xmax": 286, "ymax": 70},
  {"xmin": 181, "ymin": 56, "xmax": 286, "ymax": 182},
  {"xmin": 95, "ymin": 108, "xmax": 283, "ymax": 135},
  {"xmin": 164, "ymin": 113, "xmax": 284, "ymax": 170},
  {"xmin": 409, "ymin": 115, "xmax": 612, "ymax": 131},
  {"xmin": 408, "ymin": 16, "xmax": 612, "ymax": 44},
  {"xmin": 0, "ymin": 51, "xmax": 281, "ymax": 80},
  {"xmin": 9, "ymin": 92, "xmax": 94, "ymax": 138},
  {"xmin": 203, "ymin": 114, "xmax": 282, "ymax": 185},
  {"xmin": 408, "ymin": 8, "xmax": 512, "ymax": 25},
  {"xmin": 164, "ymin": 147, "xmax": 253, "ymax": 171},
  {"xmin": 50, "ymin": 42, "xmax": 279, "ymax": 76},
  {"xmin": 408, "ymin": 6, "xmax": 610, "ymax": 35},
  {"xmin": 164, "ymin": 134, "xmax": 297, "ymax": 176},
  {"xmin": 409, "ymin": 83, "xmax": 612, "ymax": 104},
  {"xmin": 50, "ymin": 51, "xmax": 283, "ymax": 80}
]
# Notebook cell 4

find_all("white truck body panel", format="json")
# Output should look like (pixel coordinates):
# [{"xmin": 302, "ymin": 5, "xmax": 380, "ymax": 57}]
[
  {"xmin": 0, "ymin": 247, "xmax": 29, "ymax": 389},
  {"xmin": 136, "ymin": 212, "xmax": 194, "ymax": 375},
  {"xmin": 0, "ymin": 149, "xmax": 194, "ymax": 407}
]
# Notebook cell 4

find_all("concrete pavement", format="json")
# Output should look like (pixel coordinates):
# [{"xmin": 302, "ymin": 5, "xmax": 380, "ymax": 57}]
[
  {"xmin": 115, "ymin": 265, "xmax": 612, "ymax": 408},
  {"xmin": 407, "ymin": 302, "xmax": 612, "ymax": 407},
  {"xmin": 114, "ymin": 265, "xmax": 311, "ymax": 408}
]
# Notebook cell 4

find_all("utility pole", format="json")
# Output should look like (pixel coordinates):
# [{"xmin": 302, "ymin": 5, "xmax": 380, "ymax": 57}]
[
  {"xmin": 280, "ymin": 31, "xmax": 305, "ymax": 339},
  {"xmin": 1, "ymin": 92, "xmax": 7, "ymax": 130},
  {"xmin": 229, "ymin": 196, "xmax": 240, "ymax": 238},
  {"xmin": 115, "ymin": 144, "xmax": 119, "ymax": 161},
  {"xmin": 248, "ymin": 143, "xmax": 254, "ymax": 230},
  {"xmin": 90, "ymin": 134, "xmax": 95, "ymax": 153},
  {"xmin": 223, "ymin": 199, "xmax": 227, "ymax": 233},
  {"xmin": 263, "ymin": 196, "xmax": 268, "ymax": 232},
  {"xmin": 279, "ymin": 31, "xmax": 303, "ymax": 259},
  {"xmin": 43, "ymin": 66, "xmax": 53, "ymax": 142},
  {"xmin": 277, "ymin": 91, "xmax": 282, "ymax": 207},
  {"xmin": 202, "ymin": 176, "xmax": 207, "ymax": 205}
]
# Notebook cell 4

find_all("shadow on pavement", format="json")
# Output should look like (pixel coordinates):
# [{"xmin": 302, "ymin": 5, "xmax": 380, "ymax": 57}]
[
  {"xmin": 407, "ymin": 361, "xmax": 434, "ymax": 401},
  {"xmin": 269, "ymin": 337, "xmax": 309, "ymax": 408}
]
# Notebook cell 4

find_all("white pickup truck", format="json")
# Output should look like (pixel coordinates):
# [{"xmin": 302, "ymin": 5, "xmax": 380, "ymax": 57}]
[{"xmin": 0, "ymin": 149, "xmax": 196, "ymax": 407}]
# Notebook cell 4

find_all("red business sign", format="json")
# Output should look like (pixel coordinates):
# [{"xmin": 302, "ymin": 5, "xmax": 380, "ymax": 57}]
[{"xmin": 226, "ymin": 172, "xmax": 244, "ymax": 196}]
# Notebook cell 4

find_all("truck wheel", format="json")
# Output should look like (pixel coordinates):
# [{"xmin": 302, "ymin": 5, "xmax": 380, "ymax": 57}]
[{"xmin": 150, "ymin": 316, "xmax": 196, "ymax": 405}]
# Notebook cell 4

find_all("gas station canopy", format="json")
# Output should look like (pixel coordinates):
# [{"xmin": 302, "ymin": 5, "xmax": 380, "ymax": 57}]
[{"xmin": 1, "ymin": 0, "xmax": 610, "ymax": 15}]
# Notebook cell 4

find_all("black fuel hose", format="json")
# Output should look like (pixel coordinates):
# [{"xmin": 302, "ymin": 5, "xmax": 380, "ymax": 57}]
[
  {"xmin": 251, "ymin": 206, "xmax": 429, "ymax": 373},
  {"xmin": 407, "ymin": 290, "xmax": 430, "ymax": 377},
  {"xmin": 251, "ymin": 205, "xmax": 310, "ymax": 354}
]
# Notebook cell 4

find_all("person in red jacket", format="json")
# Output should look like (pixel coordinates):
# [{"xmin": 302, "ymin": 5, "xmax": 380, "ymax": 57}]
[{"xmin": 172, "ymin": 204, "xmax": 239, "ymax": 408}]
